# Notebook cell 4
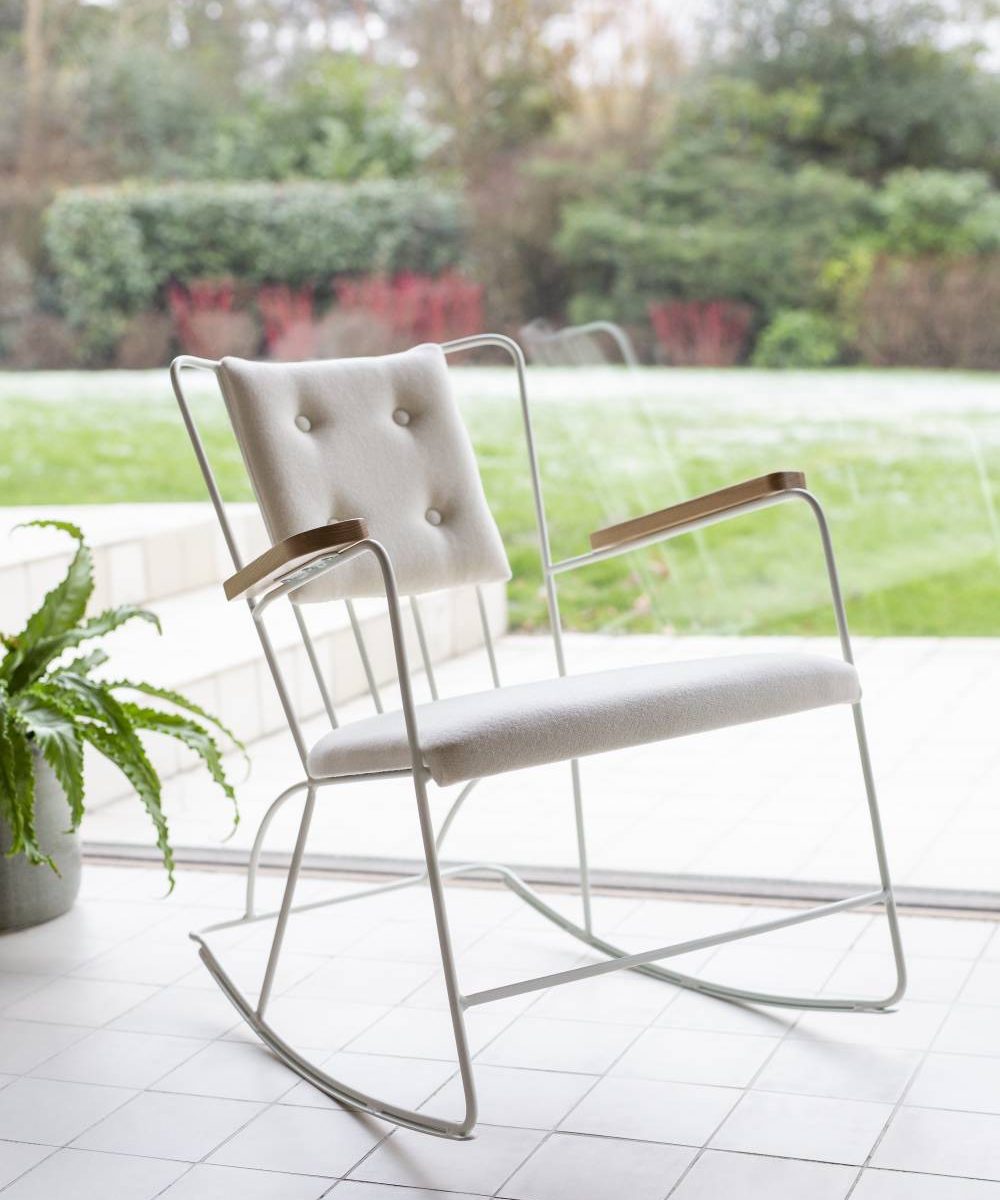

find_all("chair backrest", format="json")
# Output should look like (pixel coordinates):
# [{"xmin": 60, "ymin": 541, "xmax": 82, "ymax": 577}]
[{"xmin": 217, "ymin": 343, "xmax": 511, "ymax": 603}]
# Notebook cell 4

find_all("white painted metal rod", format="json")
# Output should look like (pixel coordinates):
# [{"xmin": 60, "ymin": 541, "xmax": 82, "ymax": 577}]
[{"xmin": 461, "ymin": 888, "xmax": 887, "ymax": 1008}]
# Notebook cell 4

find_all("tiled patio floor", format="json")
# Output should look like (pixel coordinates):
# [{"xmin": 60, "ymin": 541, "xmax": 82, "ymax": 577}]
[
  {"xmin": 84, "ymin": 633, "xmax": 1000, "ymax": 899},
  {"xmin": 2, "ymin": 864, "xmax": 1000, "ymax": 1197}
]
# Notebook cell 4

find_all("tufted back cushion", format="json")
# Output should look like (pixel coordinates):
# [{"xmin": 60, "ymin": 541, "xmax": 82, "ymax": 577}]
[{"xmin": 217, "ymin": 344, "xmax": 511, "ymax": 603}]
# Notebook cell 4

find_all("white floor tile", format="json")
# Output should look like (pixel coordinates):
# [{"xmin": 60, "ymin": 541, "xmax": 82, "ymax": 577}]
[
  {"xmin": 934, "ymin": 1005, "xmax": 1000, "ymax": 1056},
  {"xmin": 333, "ymin": 1184, "xmax": 481, "ymax": 1200},
  {"xmin": 958, "ymin": 960, "xmax": 1000, "ymax": 1006},
  {"xmin": 0, "ymin": 932, "xmax": 117, "ymax": 976},
  {"xmin": 858, "ymin": 917, "xmax": 992, "ymax": 961},
  {"xmin": 402, "ymin": 964, "xmax": 538, "ymax": 1019},
  {"xmin": 286, "ymin": 956, "xmax": 436, "ymax": 1005},
  {"xmin": 703, "ymin": 943, "xmax": 843, "ymax": 995},
  {"xmin": 71, "ymin": 940, "xmax": 198, "ymax": 986},
  {"xmin": 75, "ymin": 1090, "xmax": 263, "ymax": 1162},
  {"xmin": 670, "ymin": 1149, "xmax": 857, "ymax": 1200},
  {"xmin": 500, "ymin": 1132, "xmax": 694, "ymax": 1200},
  {"xmin": 425, "ymin": 1065, "xmax": 595, "ymax": 1130},
  {"xmin": 280, "ymin": 1052, "xmax": 455, "ymax": 1112},
  {"xmin": 562, "ymin": 1074, "xmax": 740, "ymax": 1146},
  {"xmin": 175, "ymin": 947, "xmax": 320, "ymax": 998},
  {"xmin": 611, "ymin": 1026, "xmax": 778, "ymax": 1088},
  {"xmin": 344, "ymin": 919, "xmax": 490, "ymax": 965},
  {"xmin": 0, "ymin": 1142, "xmax": 52, "ymax": 1190},
  {"xmin": 871, "ymin": 1107, "xmax": 1000, "ymax": 1180},
  {"xmin": 793, "ymin": 1002, "xmax": 949, "ymax": 1051},
  {"xmin": 853, "ymin": 1168, "xmax": 1000, "ymax": 1199},
  {"xmin": 0, "ymin": 1148, "xmax": 186, "ymax": 1200},
  {"xmin": 907, "ymin": 1053, "xmax": 1000, "ymax": 1115},
  {"xmin": 153, "ymin": 1039, "xmax": 299, "ymax": 1102},
  {"xmin": 476, "ymin": 1016, "xmax": 637, "ymax": 1074},
  {"xmin": 31, "ymin": 1028, "xmax": 206, "ymax": 1089},
  {"xmin": 527, "ymin": 969, "xmax": 675, "ymax": 1026},
  {"xmin": 712, "ymin": 1090, "xmax": 891, "ymax": 1165},
  {"xmin": 0, "ymin": 1019, "xmax": 87, "ymax": 1074},
  {"xmin": 347, "ymin": 1004, "xmax": 513, "ymax": 1061},
  {"xmin": 4, "ymin": 977, "xmax": 157, "ymax": 1027},
  {"xmin": 352, "ymin": 1123, "xmax": 543, "ymax": 1193},
  {"xmin": 655, "ymin": 989, "xmax": 795, "ymax": 1038},
  {"xmin": 825, "ymin": 954, "xmax": 971, "ymax": 1005},
  {"xmin": 160, "ymin": 1163, "xmax": 332, "ymax": 1199},
  {"xmin": 0, "ymin": 1076, "xmax": 134, "ymax": 1145},
  {"xmin": 210, "ymin": 1103, "xmax": 385, "ymax": 1177},
  {"xmin": 753, "ymin": 1037, "xmax": 920, "ymax": 1103},
  {"xmin": 241, "ymin": 995, "xmax": 386, "ymax": 1055},
  {"xmin": 110, "ymin": 987, "xmax": 240, "ymax": 1040},
  {"xmin": 0, "ymin": 973, "xmax": 49, "ymax": 1009}
]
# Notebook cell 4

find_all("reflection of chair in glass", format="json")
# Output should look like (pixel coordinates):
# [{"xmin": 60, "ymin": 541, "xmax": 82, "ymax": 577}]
[
  {"xmin": 170, "ymin": 335, "xmax": 906, "ymax": 1140},
  {"xmin": 520, "ymin": 317, "xmax": 638, "ymax": 366}
]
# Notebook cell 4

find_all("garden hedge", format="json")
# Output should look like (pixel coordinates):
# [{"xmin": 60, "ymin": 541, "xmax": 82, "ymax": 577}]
[{"xmin": 44, "ymin": 180, "xmax": 465, "ymax": 359}]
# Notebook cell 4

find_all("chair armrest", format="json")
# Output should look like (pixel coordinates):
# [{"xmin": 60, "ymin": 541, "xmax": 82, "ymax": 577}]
[
  {"xmin": 224, "ymin": 519, "xmax": 368, "ymax": 601},
  {"xmin": 590, "ymin": 471, "xmax": 806, "ymax": 552}
]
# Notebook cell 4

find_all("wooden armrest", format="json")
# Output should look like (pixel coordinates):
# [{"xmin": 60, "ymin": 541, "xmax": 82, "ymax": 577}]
[
  {"xmin": 224, "ymin": 519, "xmax": 368, "ymax": 601},
  {"xmin": 590, "ymin": 471, "xmax": 806, "ymax": 552}
]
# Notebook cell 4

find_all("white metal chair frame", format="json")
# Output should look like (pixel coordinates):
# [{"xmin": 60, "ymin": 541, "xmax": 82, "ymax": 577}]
[
  {"xmin": 170, "ymin": 333, "xmax": 906, "ymax": 1140},
  {"xmin": 519, "ymin": 318, "xmax": 639, "ymax": 367}
]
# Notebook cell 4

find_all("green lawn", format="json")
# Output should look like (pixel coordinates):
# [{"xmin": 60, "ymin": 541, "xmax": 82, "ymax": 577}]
[{"xmin": 3, "ymin": 366, "xmax": 1000, "ymax": 636}]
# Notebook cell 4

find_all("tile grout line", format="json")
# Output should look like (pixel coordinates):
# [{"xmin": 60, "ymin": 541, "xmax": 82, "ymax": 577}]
[
  {"xmin": 662, "ymin": 896, "xmax": 881, "ymax": 1198},
  {"xmin": 488, "ymin": 910, "xmax": 760, "ymax": 1199},
  {"xmin": 841, "ymin": 918, "xmax": 994, "ymax": 1197}
]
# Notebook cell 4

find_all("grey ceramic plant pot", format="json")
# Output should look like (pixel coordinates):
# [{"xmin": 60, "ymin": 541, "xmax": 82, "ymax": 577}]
[{"xmin": 0, "ymin": 754, "xmax": 81, "ymax": 932}]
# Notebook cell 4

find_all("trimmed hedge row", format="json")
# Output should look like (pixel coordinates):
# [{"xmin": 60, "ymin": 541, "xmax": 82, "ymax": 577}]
[{"xmin": 44, "ymin": 180, "xmax": 466, "ymax": 359}]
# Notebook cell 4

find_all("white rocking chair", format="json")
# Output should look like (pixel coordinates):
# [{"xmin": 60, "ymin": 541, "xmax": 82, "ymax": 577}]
[{"xmin": 170, "ymin": 334, "xmax": 906, "ymax": 1140}]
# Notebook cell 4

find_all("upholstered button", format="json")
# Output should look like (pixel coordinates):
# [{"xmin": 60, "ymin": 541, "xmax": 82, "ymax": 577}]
[
  {"xmin": 392, "ymin": 408, "xmax": 411, "ymax": 427},
  {"xmin": 425, "ymin": 508, "xmax": 443, "ymax": 526},
  {"xmin": 294, "ymin": 414, "xmax": 312, "ymax": 432}
]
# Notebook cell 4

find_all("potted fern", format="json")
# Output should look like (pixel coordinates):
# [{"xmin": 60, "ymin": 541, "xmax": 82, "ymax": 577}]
[{"xmin": 0, "ymin": 520, "xmax": 242, "ymax": 930}]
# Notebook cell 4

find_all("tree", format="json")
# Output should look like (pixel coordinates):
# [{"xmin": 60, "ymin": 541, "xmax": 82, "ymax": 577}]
[
  {"xmin": 556, "ymin": 148, "xmax": 875, "ymax": 324},
  {"xmin": 697, "ymin": 0, "xmax": 1000, "ymax": 180}
]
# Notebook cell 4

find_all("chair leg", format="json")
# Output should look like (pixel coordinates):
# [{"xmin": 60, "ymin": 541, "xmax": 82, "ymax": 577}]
[
  {"xmin": 258, "ymin": 783, "xmax": 317, "ymax": 1018},
  {"xmin": 570, "ymin": 758, "xmax": 593, "ymax": 934},
  {"xmin": 851, "ymin": 701, "xmax": 907, "ymax": 1005},
  {"xmin": 193, "ymin": 773, "xmax": 479, "ymax": 1139}
]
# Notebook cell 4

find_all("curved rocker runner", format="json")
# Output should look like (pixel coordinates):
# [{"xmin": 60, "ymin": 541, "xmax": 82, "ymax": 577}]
[{"xmin": 170, "ymin": 333, "xmax": 906, "ymax": 1140}]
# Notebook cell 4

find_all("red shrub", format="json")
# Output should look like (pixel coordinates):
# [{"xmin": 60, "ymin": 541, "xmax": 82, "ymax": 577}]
[
  {"xmin": 648, "ymin": 299, "xmax": 753, "ymax": 366},
  {"xmin": 257, "ymin": 284, "xmax": 317, "ymax": 360},
  {"xmin": 334, "ymin": 272, "xmax": 484, "ymax": 350},
  {"xmin": 167, "ymin": 279, "xmax": 257, "ymax": 358}
]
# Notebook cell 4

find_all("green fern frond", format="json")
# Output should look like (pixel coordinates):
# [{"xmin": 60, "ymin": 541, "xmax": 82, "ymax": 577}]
[
  {"xmin": 124, "ymin": 704, "xmax": 239, "ymax": 833},
  {"xmin": 2, "ymin": 522, "xmax": 93, "ymax": 687},
  {"xmin": 109, "ymin": 679, "xmax": 247, "ymax": 757},
  {"xmin": 15, "ymin": 691, "xmax": 85, "ymax": 830}
]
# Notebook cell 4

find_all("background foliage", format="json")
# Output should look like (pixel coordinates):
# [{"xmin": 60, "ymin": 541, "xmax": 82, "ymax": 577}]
[
  {"xmin": 1, "ymin": 0, "xmax": 998, "ymax": 367},
  {"xmin": 43, "ymin": 180, "xmax": 464, "ymax": 358}
]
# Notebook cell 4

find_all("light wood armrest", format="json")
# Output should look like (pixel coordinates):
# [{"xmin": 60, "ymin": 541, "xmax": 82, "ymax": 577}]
[
  {"xmin": 224, "ymin": 519, "xmax": 368, "ymax": 601},
  {"xmin": 590, "ymin": 471, "xmax": 806, "ymax": 552}
]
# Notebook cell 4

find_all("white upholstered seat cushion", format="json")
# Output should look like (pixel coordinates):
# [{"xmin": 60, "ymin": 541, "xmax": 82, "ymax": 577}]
[{"xmin": 307, "ymin": 652, "xmax": 860, "ymax": 787}]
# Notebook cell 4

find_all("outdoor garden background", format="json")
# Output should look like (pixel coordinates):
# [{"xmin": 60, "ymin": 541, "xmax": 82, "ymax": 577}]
[{"xmin": 1, "ymin": 0, "xmax": 1000, "ymax": 897}]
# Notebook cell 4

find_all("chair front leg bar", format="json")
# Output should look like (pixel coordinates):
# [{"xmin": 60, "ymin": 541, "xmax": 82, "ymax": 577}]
[{"xmin": 195, "ymin": 534, "xmax": 479, "ymax": 1139}]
